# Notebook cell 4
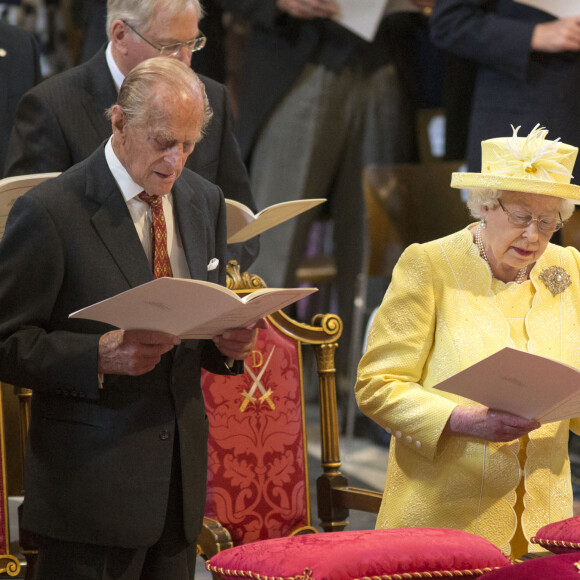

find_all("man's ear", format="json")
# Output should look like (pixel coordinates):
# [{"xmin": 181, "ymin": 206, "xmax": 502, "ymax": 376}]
[
  {"xmin": 110, "ymin": 19, "xmax": 130, "ymax": 54},
  {"xmin": 110, "ymin": 105, "xmax": 127, "ymax": 138}
]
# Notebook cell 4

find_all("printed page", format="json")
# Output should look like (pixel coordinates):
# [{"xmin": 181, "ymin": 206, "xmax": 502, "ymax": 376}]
[
  {"xmin": 332, "ymin": 0, "xmax": 419, "ymax": 42},
  {"xmin": 70, "ymin": 277, "xmax": 317, "ymax": 338},
  {"xmin": 0, "ymin": 173, "xmax": 60, "ymax": 239},
  {"xmin": 226, "ymin": 198, "xmax": 325, "ymax": 243},
  {"xmin": 433, "ymin": 347, "xmax": 580, "ymax": 423},
  {"xmin": 181, "ymin": 287, "xmax": 318, "ymax": 337},
  {"xmin": 513, "ymin": 0, "xmax": 579, "ymax": 18}
]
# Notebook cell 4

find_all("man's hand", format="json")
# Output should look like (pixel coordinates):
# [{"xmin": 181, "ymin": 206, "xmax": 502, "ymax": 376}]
[
  {"xmin": 98, "ymin": 329, "xmax": 181, "ymax": 376},
  {"xmin": 531, "ymin": 17, "xmax": 580, "ymax": 53},
  {"xmin": 444, "ymin": 406, "xmax": 541, "ymax": 443},
  {"xmin": 277, "ymin": 0, "xmax": 338, "ymax": 20},
  {"xmin": 212, "ymin": 318, "xmax": 268, "ymax": 361}
]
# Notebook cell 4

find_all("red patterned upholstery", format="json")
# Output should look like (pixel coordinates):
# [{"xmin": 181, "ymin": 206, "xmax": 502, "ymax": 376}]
[
  {"xmin": 206, "ymin": 528, "xmax": 511, "ymax": 580},
  {"xmin": 201, "ymin": 322, "xmax": 311, "ymax": 546}
]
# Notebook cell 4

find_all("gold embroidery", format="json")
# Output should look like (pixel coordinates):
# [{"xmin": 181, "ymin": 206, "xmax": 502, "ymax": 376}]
[{"xmin": 240, "ymin": 347, "xmax": 276, "ymax": 412}]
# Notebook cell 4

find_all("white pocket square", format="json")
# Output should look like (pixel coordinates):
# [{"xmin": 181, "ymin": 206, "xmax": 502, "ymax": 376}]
[{"xmin": 207, "ymin": 258, "xmax": 219, "ymax": 271}]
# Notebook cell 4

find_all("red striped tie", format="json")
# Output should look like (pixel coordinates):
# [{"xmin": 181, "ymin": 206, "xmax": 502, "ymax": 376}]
[{"xmin": 138, "ymin": 192, "xmax": 173, "ymax": 279}]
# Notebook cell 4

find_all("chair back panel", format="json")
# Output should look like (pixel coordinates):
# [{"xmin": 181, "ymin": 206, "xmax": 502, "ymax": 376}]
[{"xmin": 201, "ymin": 322, "xmax": 310, "ymax": 546}]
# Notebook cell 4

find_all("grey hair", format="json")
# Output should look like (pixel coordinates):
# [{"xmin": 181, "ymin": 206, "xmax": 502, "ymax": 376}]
[
  {"xmin": 106, "ymin": 57, "xmax": 213, "ymax": 134},
  {"xmin": 466, "ymin": 188, "xmax": 575, "ymax": 222},
  {"xmin": 106, "ymin": 0, "xmax": 204, "ymax": 41}
]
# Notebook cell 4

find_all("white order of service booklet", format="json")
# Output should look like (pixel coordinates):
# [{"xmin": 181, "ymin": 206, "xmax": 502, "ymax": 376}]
[
  {"xmin": 434, "ymin": 347, "xmax": 580, "ymax": 424},
  {"xmin": 70, "ymin": 278, "xmax": 317, "ymax": 339},
  {"xmin": 332, "ymin": 0, "xmax": 419, "ymax": 42}
]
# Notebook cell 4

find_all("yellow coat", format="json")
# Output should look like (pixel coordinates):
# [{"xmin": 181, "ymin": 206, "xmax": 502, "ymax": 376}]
[{"xmin": 356, "ymin": 227, "xmax": 580, "ymax": 555}]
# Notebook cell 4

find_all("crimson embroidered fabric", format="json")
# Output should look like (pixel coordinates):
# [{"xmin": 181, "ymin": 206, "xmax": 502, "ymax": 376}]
[
  {"xmin": 531, "ymin": 516, "xmax": 580, "ymax": 554},
  {"xmin": 206, "ymin": 528, "xmax": 511, "ymax": 580},
  {"xmin": 483, "ymin": 552, "xmax": 580, "ymax": 579},
  {"xmin": 200, "ymin": 322, "xmax": 309, "ymax": 545}
]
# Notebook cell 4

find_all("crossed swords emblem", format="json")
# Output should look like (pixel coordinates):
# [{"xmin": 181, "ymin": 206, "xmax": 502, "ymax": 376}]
[{"xmin": 239, "ymin": 346, "xmax": 276, "ymax": 412}]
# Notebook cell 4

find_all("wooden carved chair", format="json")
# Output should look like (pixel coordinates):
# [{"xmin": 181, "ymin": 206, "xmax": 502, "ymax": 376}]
[
  {"xmin": 0, "ymin": 173, "xmax": 61, "ymax": 239},
  {"xmin": 0, "ymin": 389, "xmax": 22, "ymax": 577},
  {"xmin": 0, "ymin": 173, "xmax": 61, "ymax": 578},
  {"xmin": 197, "ymin": 260, "xmax": 344, "ymax": 559}
]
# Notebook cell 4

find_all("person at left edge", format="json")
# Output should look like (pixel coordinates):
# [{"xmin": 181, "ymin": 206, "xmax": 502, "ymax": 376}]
[
  {"xmin": 0, "ymin": 57, "xmax": 265, "ymax": 580},
  {"xmin": 0, "ymin": 21, "xmax": 41, "ymax": 173},
  {"xmin": 3, "ymin": 0, "xmax": 258, "ymax": 271}
]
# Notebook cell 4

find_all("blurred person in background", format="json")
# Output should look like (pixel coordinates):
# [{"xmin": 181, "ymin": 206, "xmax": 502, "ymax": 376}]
[
  {"xmin": 431, "ymin": 0, "xmax": 580, "ymax": 172},
  {"xmin": 0, "ymin": 20, "xmax": 40, "ymax": 171}
]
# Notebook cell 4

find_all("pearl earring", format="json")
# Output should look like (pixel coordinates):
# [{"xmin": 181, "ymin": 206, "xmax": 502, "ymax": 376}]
[{"xmin": 480, "ymin": 218, "xmax": 487, "ymax": 229}]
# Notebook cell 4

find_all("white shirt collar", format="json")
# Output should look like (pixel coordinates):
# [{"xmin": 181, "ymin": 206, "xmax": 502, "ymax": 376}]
[
  {"xmin": 105, "ymin": 42, "xmax": 125, "ymax": 92},
  {"xmin": 104, "ymin": 137, "xmax": 143, "ymax": 202}
]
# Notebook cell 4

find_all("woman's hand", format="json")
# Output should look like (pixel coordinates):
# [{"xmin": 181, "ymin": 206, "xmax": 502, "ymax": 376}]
[
  {"xmin": 531, "ymin": 17, "xmax": 580, "ymax": 53},
  {"xmin": 277, "ymin": 0, "xmax": 338, "ymax": 20},
  {"xmin": 444, "ymin": 406, "xmax": 541, "ymax": 442}
]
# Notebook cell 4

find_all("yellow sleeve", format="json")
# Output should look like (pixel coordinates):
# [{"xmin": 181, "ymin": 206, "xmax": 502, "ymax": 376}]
[{"xmin": 355, "ymin": 243, "xmax": 457, "ymax": 461}]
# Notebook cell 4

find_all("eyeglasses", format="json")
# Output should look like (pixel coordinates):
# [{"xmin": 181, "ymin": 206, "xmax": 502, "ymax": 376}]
[
  {"xmin": 498, "ymin": 199, "xmax": 563, "ymax": 234},
  {"xmin": 123, "ymin": 20, "xmax": 206, "ymax": 57}
]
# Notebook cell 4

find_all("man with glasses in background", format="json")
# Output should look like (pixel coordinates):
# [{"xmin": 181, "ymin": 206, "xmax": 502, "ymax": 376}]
[{"xmin": 4, "ymin": 0, "xmax": 259, "ymax": 271}]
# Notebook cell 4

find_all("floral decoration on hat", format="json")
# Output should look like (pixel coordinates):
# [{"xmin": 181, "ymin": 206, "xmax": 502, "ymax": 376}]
[
  {"xmin": 450, "ymin": 124, "xmax": 580, "ymax": 202},
  {"xmin": 490, "ymin": 124, "xmax": 573, "ymax": 182}
]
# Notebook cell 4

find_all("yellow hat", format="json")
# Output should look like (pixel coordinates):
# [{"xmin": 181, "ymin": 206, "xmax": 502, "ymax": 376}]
[{"xmin": 451, "ymin": 124, "xmax": 580, "ymax": 202}]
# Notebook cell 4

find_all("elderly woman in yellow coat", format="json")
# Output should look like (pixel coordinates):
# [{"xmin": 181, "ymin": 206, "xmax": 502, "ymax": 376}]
[{"xmin": 356, "ymin": 124, "xmax": 580, "ymax": 559}]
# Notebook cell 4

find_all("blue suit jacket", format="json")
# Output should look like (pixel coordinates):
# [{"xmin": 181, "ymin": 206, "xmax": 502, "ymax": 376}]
[{"xmin": 431, "ymin": 0, "xmax": 580, "ymax": 171}]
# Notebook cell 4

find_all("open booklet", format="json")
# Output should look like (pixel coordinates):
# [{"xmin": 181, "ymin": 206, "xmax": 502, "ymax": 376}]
[
  {"xmin": 0, "ymin": 173, "xmax": 323, "ymax": 245},
  {"xmin": 69, "ymin": 278, "xmax": 318, "ymax": 339},
  {"xmin": 226, "ymin": 198, "xmax": 326, "ymax": 244},
  {"xmin": 433, "ymin": 347, "xmax": 580, "ymax": 424},
  {"xmin": 0, "ymin": 173, "xmax": 60, "ymax": 239},
  {"xmin": 513, "ymin": 0, "xmax": 579, "ymax": 18}
]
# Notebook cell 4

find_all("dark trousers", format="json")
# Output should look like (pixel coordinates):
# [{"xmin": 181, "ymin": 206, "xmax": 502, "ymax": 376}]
[{"xmin": 34, "ymin": 432, "xmax": 197, "ymax": 580}]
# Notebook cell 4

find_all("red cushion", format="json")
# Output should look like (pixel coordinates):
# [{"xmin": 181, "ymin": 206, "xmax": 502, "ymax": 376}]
[
  {"xmin": 483, "ymin": 552, "xmax": 580, "ymax": 579},
  {"xmin": 531, "ymin": 516, "xmax": 580, "ymax": 554},
  {"xmin": 206, "ymin": 528, "xmax": 511, "ymax": 580}
]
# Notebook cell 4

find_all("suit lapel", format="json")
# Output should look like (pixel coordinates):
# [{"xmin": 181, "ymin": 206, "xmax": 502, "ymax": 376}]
[
  {"xmin": 81, "ymin": 47, "xmax": 119, "ymax": 142},
  {"xmin": 84, "ymin": 147, "xmax": 153, "ymax": 288},
  {"xmin": 173, "ymin": 180, "xmax": 209, "ymax": 281}
]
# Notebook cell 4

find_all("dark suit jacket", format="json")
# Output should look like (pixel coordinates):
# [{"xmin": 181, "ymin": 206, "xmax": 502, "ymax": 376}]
[
  {"xmin": 0, "ymin": 22, "xmax": 41, "ymax": 173},
  {"xmin": 0, "ymin": 145, "xmax": 240, "ymax": 547},
  {"xmin": 431, "ymin": 0, "xmax": 580, "ymax": 171},
  {"xmin": 3, "ymin": 45, "xmax": 259, "ymax": 269}
]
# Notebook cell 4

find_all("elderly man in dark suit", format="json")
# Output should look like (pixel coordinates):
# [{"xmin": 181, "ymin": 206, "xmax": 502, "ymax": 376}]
[
  {"xmin": 0, "ymin": 56, "xmax": 263, "ymax": 580},
  {"xmin": 4, "ymin": 0, "xmax": 258, "ymax": 271},
  {"xmin": 0, "ymin": 21, "xmax": 41, "ymax": 173}
]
